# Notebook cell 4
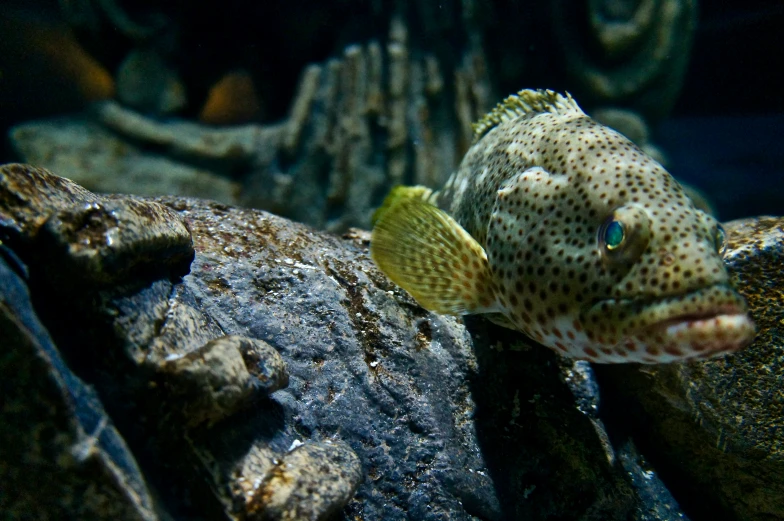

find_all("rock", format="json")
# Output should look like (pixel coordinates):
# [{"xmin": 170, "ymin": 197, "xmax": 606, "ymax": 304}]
[
  {"xmin": 38, "ymin": 196, "xmax": 193, "ymax": 287},
  {"xmin": 0, "ymin": 163, "xmax": 194, "ymax": 288},
  {"xmin": 615, "ymin": 441, "xmax": 690, "ymax": 521},
  {"xmin": 0, "ymin": 249, "xmax": 158, "ymax": 521},
  {"xmin": 0, "ymin": 163, "xmax": 710, "ymax": 520},
  {"xmin": 597, "ymin": 216, "xmax": 784, "ymax": 521},
  {"xmin": 0, "ymin": 162, "xmax": 99, "ymax": 236},
  {"xmin": 161, "ymin": 335, "xmax": 289, "ymax": 427},
  {"xmin": 248, "ymin": 440, "xmax": 362, "ymax": 521},
  {"xmin": 169, "ymin": 193, "xmax": 507, "ymax": 520},
  {"xmin": 9, "ymin": 118, "xmax": 241, "ymax": 204}
]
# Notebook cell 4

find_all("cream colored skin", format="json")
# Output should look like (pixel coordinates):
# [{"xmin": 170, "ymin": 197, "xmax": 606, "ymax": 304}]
[{"xmin": 432, "ymin": 92, "xmax": 755, "ymax": 363}]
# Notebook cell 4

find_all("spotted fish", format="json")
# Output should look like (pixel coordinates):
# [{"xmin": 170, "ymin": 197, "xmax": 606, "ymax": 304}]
[{"xmin": 371, "ymin": 89, "xmax": 755, "ymax": 364}]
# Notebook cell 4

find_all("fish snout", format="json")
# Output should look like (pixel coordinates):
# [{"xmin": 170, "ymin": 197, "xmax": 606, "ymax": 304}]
[
  {"xmin": 631, "ymin": 284, "xmax": 756, "ymax": 362},
  {"xmin": 582, "ymin": 284, "xmax": 756, "ymax": 363}
]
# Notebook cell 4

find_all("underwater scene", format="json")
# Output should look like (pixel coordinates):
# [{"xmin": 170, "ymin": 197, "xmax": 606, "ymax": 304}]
[{"xmin": 0, "ymin": 1, "xmax": 782, "ymax": 520}]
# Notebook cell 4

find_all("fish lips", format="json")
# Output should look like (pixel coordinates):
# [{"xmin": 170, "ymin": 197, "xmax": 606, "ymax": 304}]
[
  {"xmin": 585, "ymin": 284, "xmax": 756, "ymax": 360},
  {"xmin": 642, "ymin": 308, "xmax": 756, "ymax": 358}
]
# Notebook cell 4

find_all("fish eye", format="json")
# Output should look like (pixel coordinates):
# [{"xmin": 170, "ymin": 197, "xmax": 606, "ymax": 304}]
[
  {"xmin": 598, "ymin": 206, "xmax": 651, "ymax": 267},
  {"xmin": 603, "ymin": 220, "xmax": 625, "ymax": 250},
  {"xmin": 714, "ymin": 224, "xmax": 727, "ymax": 255}
]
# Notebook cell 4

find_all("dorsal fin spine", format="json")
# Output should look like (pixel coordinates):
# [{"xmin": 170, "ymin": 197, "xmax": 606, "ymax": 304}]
[{"xmin": 471, "ymin": 89, "xmax": 585, "ymax": 141}]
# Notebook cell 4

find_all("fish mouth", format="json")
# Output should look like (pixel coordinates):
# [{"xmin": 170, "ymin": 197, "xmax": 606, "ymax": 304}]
[
  {"xmin": 643, "ymin": 304, "xmax": 745, "ymax": 333},
  {"xmin": 641, "ymin": 308, "xmax": 755, "ymax": 360},
  {"xmin": 584, "ymin": 284, "xmax": 756, "ymax": 361}
]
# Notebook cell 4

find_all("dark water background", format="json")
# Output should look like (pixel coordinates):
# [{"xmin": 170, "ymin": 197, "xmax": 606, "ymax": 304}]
[{"xmin": 659, "ymin": 1, "xmax": 784, "ymax": 220}]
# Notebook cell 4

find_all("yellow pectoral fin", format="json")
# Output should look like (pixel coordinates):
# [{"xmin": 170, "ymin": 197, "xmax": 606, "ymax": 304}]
[
  {"xmin": 371, "ymin": 185, "xmax": 434, "ymax": 225},
  {"xmin": 370, "ymin": 198, "xmax": 497, "ymax": 315}
]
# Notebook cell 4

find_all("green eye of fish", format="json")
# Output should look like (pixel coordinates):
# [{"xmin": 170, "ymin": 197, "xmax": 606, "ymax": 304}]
[
  {"xmin": 598, "ymin": 206, "xmax": 651, "ymax": 267},
  {"xmin": 604, "ymin": 220, "xmax": 625, "ymax": 250}
]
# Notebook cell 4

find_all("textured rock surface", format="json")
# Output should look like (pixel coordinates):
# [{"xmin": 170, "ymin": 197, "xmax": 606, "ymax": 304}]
[
  {"xmin": 160, "ymin": 335, "xmax": 289, "ymax": 427},
  {"xmin": 598, "ymin": 216, "xmax": 784, "ymax": 521},
  {"xmin": 249, "ymin": 441, "xmax": 363, "ymax": 520},
  {"xmin": 0, "ymin": 252, "xmax": 158, "ymax": 521},
  {"xmin": 1, "ymin": 163, "xmax": 357, "ymax": 520},
  {"xmin": 0, "ymin": 163, "xmax": 194, "ymax": 288},
  {"xmin": 175, "ymin": 196, "xmax": 502, "ymax": 519},
  {"xmin": 0, "ymin": 164, "xmax": 705, "ymax": 520}
]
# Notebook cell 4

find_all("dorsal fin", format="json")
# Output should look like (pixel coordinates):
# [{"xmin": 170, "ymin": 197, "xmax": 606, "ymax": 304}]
[{"xmin": 472, "ymin": 89, "xmax": 585, "ymax": 140}]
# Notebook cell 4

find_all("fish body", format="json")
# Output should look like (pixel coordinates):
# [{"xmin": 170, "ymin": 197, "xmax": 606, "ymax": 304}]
[{"xmin": 371, "ymin": 89, "xmax": 755, "ymax": 364}]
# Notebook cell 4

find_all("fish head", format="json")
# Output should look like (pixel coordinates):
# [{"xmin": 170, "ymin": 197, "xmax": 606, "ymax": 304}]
[
  {"xmin": 579, "ymin": 173, "xmax": 755, "ymax": 363},
  {"xmin": 491, "ymin": 118, "xmax": 755, "ymax": 363}
]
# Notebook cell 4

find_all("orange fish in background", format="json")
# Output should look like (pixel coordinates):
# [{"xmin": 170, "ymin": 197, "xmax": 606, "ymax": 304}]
[
  {"xmin": 0, "ymin": 9, "xmax": 264, "ymax": 128},
  {"xmin": 199, "ymin": 69, "xmax": 262, "ymax": 125},
  {"xmin": 0, "ymin": 11, "xmax": 114, "ymax": 123}
]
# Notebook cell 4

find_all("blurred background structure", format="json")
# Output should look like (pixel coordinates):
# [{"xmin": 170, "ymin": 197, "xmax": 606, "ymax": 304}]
[{"xmin": 1, "ymin": 0, "xmax": 782, "ymax": 229}]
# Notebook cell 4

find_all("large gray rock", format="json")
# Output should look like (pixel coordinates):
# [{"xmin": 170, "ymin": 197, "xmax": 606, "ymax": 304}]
[
  {"xmin": 0, "ymin": 249, "xmax": 158, "ymax": 521},
  {"xmin": 0, "ymin": 163, "xmax": 727, "ymax": 520}
]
